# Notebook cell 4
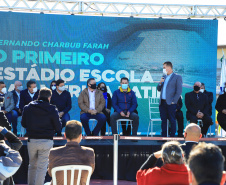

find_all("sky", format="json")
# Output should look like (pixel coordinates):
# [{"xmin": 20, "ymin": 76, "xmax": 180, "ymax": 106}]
[{"xmin": 84, "ymin": 0, "xmax": 226, "ymax": 45}]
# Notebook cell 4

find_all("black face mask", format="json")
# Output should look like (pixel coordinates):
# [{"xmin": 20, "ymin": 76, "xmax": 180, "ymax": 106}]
[
  {"xmin": 194, "ymin": 86, "xmax": 200, "ymax": 91},
  {"xmin": 100, "ymin": 87, "xmax": 107, "ymax": 92},
  {"xmin": 90, "ymin": 84, "xmax": 96, "ymax": 90}
]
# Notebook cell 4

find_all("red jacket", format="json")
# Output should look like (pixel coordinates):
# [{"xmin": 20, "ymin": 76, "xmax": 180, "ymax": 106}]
[{"xmin": 136, "ymin": 163, "xmax": 189, "ymax": 185}]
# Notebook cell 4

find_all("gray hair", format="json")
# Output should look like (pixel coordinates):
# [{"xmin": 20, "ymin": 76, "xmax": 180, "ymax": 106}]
[{"xmin": 162, "ymin": 141, "xmax": 184, "ymax": 164}]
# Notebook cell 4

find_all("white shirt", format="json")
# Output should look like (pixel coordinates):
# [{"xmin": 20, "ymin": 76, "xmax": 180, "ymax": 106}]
[
  {"xmin": 15, "ymin": 91, "xmax": 20, "ymax": 108},
  {"xmin": 88, "ymin": 89, "xmax": 96, "ymax": 110},
  {"xmin": 28, "ymin": 90, "xmax": 35, "ymax": 99}
]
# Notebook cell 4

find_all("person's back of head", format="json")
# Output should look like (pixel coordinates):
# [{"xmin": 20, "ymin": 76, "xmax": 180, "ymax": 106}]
[
  {"xmin": 38, "ymin": 87, "xmax": 52, "ymax": 102},
  {"xmin": 162, "ymin": 141, "xmax": 184, "ymax": 165},
  {"xmin": 65, "ymin": 120, "xmax": 82, "ymax": 142},
  {"xmin": 184, "ymin": 123, "xmax": 202, "ymax": 142},
  {"xmin": 188, "ymin": 142, "xmax": 225, "ymax": 185}
]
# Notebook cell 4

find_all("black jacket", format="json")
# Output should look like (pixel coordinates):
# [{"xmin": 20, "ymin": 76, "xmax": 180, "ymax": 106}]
[
  {"xmin": 185, "ymin": 91, "xmax": 209, "ymax": 118},
  {"xmin": 180, "ymin": 141, "xmax": 198, "ymax": 161},
  {"xmin": 215, "ymin": 93, "xmax": 226, "ymax": 116},
  {"xmin": 21, "ymin": 100, "xmax": 62, "ymax": 139},
  {"xmin": 176, "ymin": 96, "xmax": 183, "ymax": 111},
  {"xmin": 203, "ymin": 90, "xmax": 213, "ymax": 116},
  {"xmin": 50, "ymin": 90, "xmax": 72, "ymax": 113},
  {"xmin": 0, "ymin": 112, "xmax": 11, "ymax": 140},
  {"xmin": 11, "ymin": 90, "xmax": 20, "ymax": 111},
  {"xmin": 19, "ymin": 89, "xmax": 39, "ymax": 111}
]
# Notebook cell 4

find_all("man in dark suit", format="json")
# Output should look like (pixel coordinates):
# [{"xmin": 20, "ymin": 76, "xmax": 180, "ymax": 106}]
[
  {"xmin": 180, "ymin": 123, "xmax": 202, "ymax": 161},
  {"xmin": 185, "ymin": 82, "xmax": 212, "ymax": 136},
  {"xmin": 19, "ymin": 80, "xmax": 39, "ymax": 112},
  {"xmin": 11, "ymin": 81, "xmax": 23, "ymax": 135},
  {"xmin": 157, "ymin": 61, "xmax": 183, "ymax": 137},
  {"xmin": 47, "ymin": 120, "xmax": 95, "ymax": 185},
  {"xmin": 200, "ymin": 82, "xmax": 213, "ymax": 116}
]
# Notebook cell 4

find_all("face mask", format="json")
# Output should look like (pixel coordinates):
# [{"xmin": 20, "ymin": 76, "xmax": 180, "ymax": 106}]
[
  {"xmin": 32, "ymin": 87, "xmax": 38, "ymax": 93},
  {"xmin": 163, "ymin": 69, "xmax": 167, "ymax": 75},
  {"xmin": 58, "ymin": 86, "xmax": 66, "ymax": 92},
  {"xmin": 194, "ymin": 86, "xmax": 200, "ymax": 92},
  {"xmin": 17, "ymin": 86, "xmax": 23, "ymax": 91},
  {"xmin": 1, "ymin": 87, "xmax": 7, "ymax": 94},
  {"xmin": 51, "ymin": 86, "xmax": 56, "ymax": 90},
  {"xmin": 100, "ymin": 87, "xmax": 107, "ymax": 92},
  {"xmin": 90, "ymin": 84, "xmax": 97, "ymax": 90},
  {"xmin": 122, "ymin": 84, "xmax": 128, "ymax": 89},
  {"xmin": 199, "ymin": 89, "xmax": 204, "ymax": 93}
]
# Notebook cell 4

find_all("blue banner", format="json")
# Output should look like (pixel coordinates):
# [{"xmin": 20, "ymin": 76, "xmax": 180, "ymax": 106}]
[{"xmin": 0, "ymin": 12, "xmax": 218, "ymax": 135}]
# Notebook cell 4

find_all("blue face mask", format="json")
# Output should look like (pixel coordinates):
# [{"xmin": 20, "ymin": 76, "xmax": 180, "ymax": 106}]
[{"xmin": 121, "ymin": 84, "xmax": 128, "ymax": 89}]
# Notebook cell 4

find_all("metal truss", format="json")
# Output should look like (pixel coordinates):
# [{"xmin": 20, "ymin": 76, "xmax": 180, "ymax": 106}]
[{"xmin": 0, "ymin": 0, "xmax": 226, "ymax": 18}]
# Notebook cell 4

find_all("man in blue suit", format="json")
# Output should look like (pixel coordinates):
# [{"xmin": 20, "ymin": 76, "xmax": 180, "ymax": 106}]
[{"xmin": 157, "ymin": 61, "xmax": 183, "ymax": 137}]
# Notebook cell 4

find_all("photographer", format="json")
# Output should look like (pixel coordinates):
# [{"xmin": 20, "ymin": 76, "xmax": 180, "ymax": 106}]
[{"xmin": 111, "ymin": 77, "xmax": 139, "ymax": 136}]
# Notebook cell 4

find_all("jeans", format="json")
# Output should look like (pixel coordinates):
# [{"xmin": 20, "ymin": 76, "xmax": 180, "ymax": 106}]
[
  {"xmin": 80, "ymin": 113, "xmax": 106, "ymax": 136},
  {"xmin": 159, "ymin": 100, "xmax": 177, "ymax": 137},
  {"xmin": 110, "ymin": 112, "xmax": 139, "ymax": 136},
  {"xmin": 27, "ymin": 139, "xmax": 53, "ymax": 185},
  {"xmin": 11, "ymin": 110, "xmax": 20, "ymax": 134},
  {"xmin": 56, "ymin": 112, "xmax": 70, "ymax": 135},
  {"xmin": 5, "ymin": 112, "xmax": 12, "ymax": 125}
]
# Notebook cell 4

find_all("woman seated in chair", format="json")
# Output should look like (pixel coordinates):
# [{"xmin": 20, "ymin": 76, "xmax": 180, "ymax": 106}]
[{"xmin": 136, "ymin": 141, "xmax": 189, "ymax": 185}]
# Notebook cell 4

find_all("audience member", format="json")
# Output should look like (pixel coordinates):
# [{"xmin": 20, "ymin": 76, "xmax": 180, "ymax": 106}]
[
  {"xmin": 216, "ymin": 83, "xmax": 226, "ymax": 132},
  {"xmin": 50, "ymin": 80, "xmax": 56, "ymax": 91},
  {"xmin": 50, "ymin": 79, "xmax": 72, "ymax": 136},
  {"xmin": 185, "ymin": 82, "xmax": 212, "ymax": 137},
  {"xmin": 180, "ymin": 123, "xmax": 202, "ymax": 161},
  {"xmin": 21, "ymin": 87, "xmax": 61, "ymax": 185},
  {"xmin": 136, "ymin": 141, "xmax": 189, "ymax": 185},
  {"xmin": 188, "ymin": 142, "xmax": 225, "ymax": 185},
  {"xmin": 111, "ymin": 77, "xmax": 139, "ymax": 136},
  {"xmin": 11, "ymin": 81, "xmax": 23, "ymax": 135},
  {"xmin": 19, "ymin": 80, "xmax": 39, "ymax": 112},
  {"xmin": 0, "ymin": 126, "xmax": 22, "ymax": 185},
  {"xmin": 0, "ymin": 81, "xmax": 14, "ymax": 124},
  {"xmin": 97, "ymin": 82, "xmax": 112, "ymax": 136},
  {"xmin": 78, "ymin": 78, "xmax": 106, "ymax": 136},
  {"xmin": 47, "ymin": 120, "xmax": 95, "ymax": 184},
  {"xmin": 176, "ymin": 96, "xmax": 184, "ymax": 137},
  {"xmin": 200, "ymin": 82, "xmax": 213, "ymax": 116},
  {"xmin": 157, "ymin": 61, "xmax": 183, "ymax": 137}
]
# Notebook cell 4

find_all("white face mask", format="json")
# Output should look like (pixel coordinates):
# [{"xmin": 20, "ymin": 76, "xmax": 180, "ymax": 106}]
[
  {"xmin": 51, "ymin": 86, "xmax": 56, "ymax": 90},
  {"xmin": 58, "ymin": 86, "xmax": 66, "ymax": 92},
  {"xmin": 1, "ymin": 87, "xmax": 7, "ymax": 94},
  {"xmin": 32, "ymin": 87, "xmax": 38, "ymax": 93},
  {"xmin": 199, "ymin": 89, "xmax": 204, "ymax": 93},
  {"xmin": 17, "ymin": 86, "xmax": 23, "ymax": 91},
  {"xmin": 163, "ymin": 68, "xmax": 167, "ymax": 75}
]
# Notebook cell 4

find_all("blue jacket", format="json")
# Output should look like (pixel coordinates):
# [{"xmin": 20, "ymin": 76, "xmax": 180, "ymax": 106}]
[
  {"xmin": 112, "ymin": 87, "xmax": 137, "ymax": 114},
  {"xmin": 50, "ymin": 90, "xmax": 72, "ymax": 113}
]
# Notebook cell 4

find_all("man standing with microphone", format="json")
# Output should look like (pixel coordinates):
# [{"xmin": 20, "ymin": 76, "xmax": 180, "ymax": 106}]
[{"xmin": 157, "ymin": 61, "xmax": 182, "ymax": 137}]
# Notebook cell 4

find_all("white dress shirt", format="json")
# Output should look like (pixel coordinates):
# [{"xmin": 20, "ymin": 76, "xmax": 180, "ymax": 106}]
[
  {"xmin": 28, "ymin": 90, "xmax": 35, "ymax": 99},
  {"xmin": 15, "ymin": 91, "xmax": 20, "ymax": 108},
  {"xmin": 88, "ymin": 89, "xmax": 96, "ymax": 110}
]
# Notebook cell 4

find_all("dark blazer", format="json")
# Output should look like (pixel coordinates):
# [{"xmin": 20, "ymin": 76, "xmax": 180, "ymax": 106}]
[
  {"xmin": 48, "ymin": 142, "xmax": 95, "ymax": 185},
  {"xmin": 157, "ymin": 73, "xmax": 183, "ymax": 105},
  {"xmin": 215, "ymin": 93, "xmax": 226, "ymax": 116},
  {"xmin": 21, "ymin": 100, "xmax": 61, "ymax": 139},
  {"xmin": 11, "ymin": 90, "xmax": 20, "ymax": 111},
  {"xmin": 19, "ymin": 89, "xmax": 39, "ymax": 111},
  {"xmin": 0, "ymin": 112, "xmax": 12, "ymax": 140},
  {"xmin": 203, "ymin": 90, "xmax": 213, "ymax": 116},
  {"xmin": 185, "ymin": 91, "xmax": 209, "ymax": 118},
  {"xmin": 180, "ymin": 142, "xmax": 198, "ymax": 161}
]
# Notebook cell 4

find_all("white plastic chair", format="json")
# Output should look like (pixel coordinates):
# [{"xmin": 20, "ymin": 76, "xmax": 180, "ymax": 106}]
[
  {"xmin": 116, "ymin": 119, "xmax": 133, "ymax": 135},
  {"xmin": 51, "ymin": 165, "xmax": 92, "ymax": 185},
  {"xmin": 17, "ymin": 116, "xmax": 26, "ymax": 137},
  {"xmin": 147, "ymin": 97, "xmax": 169, "ymax": 137}
]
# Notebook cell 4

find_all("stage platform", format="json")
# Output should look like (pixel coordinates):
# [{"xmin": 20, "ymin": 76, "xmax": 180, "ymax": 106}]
[{"xmin": 12, "ymin": 136, "xmax": 226, "ymax": 184}]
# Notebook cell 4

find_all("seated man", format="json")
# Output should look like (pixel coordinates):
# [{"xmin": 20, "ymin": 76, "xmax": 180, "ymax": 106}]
[
  {"xmin": 0, "ymin": 81, "xmax": 14, "ymax": 123},
  {"xmin": 48, "ymin": 120, "xmax": 95, "ymax": 184},
  {"xmin": 180, "ymin": 123, "xmax": 202, "ymax": 161},
  {"xmin": 11, "ymin": 81, "xmax": 23, "ymax": 135},
  {"xmin": 19, "ymin": 80, "xmax": 39, "ymax": 112},
  {"xmin": 111, "ymin": 77, "xmax": 139, "ymax": 136},
  {"xmin": 200, "ymin": 82, "xmax": 213, "ymax": 116},
  {"xmin": 50, "ymin": 79, "xmax": 72, "ymax": 136},
  {"xmin": 185, "ymin": 82, "xmax": 212, "ymax": 136},
  {"xmin": 0, "ymin": 126, "xmax": 23, "ymax": 184},
  {"xmin": 188, "ymin": 142, "xmax": 225, "ymax": 185},
  {"xmin": 78, "ymin": 78, "xmax": 106, "ymax": 136},
  {"xmin": 136, "ymin": 141, "xmax": 189, "ymax": 185}
]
